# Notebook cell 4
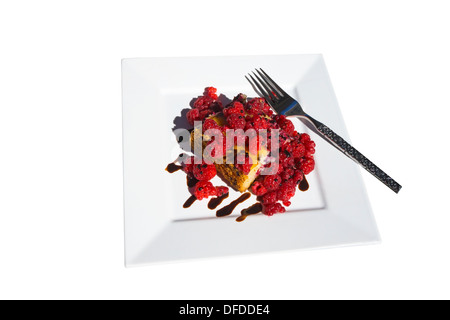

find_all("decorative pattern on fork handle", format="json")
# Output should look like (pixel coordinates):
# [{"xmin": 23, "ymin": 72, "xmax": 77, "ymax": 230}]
[{"xmin": 314, "ymin": 121, "xmax": 402, "ymax": 193}]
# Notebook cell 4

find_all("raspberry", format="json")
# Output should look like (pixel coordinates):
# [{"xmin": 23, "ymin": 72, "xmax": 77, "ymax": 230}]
[
  {"xmin": 281, "ymin": 142, "xmax": 293, "ymax": 152},
  {"xmin": 182, "ymin": 156, "xmax": 196, "ymax": 174},
  {"xmin": 280, "ymin": 168, "xmax": 294, "ymax": 181},
  {"xmin": 279, "ymin": 151, "xmax": 295, "ymax": 168},
  {"xmin": 193, "ymin": 96, "xmax": 214, "ymax": 110},
  {"xmin": 187, "ymin": 108, "xmax": 213, "ymax": 125},
  {"xmin": 246, "ymin": 97, "xmax": 273, "ymax": 116},
  {"xmin": 276, "ymin": 115, "xmax": 295, "ymax": 136},
  {"xmin": 263, "ymin": 174, "xmax": 282, "ymax": 191},
  {"xmin": 277, "ymin": 131, "xmax": 291, "ymax": 146},
  {"xmin": 191, "ymin": 87, "xmax": 222, "ymax": 113},
  {"xmin": 277, "ymin": 181, "xmax": 296, "ymax": 202},
  {"xmin": 300, "ymin": 158, "xmax": 315, "ymax": 175},
  {"xmin": 203, "ymin": 118, "xmax": 220, "ymax": 132},
  {"xmin": 244, "ymin": 115, "xmax": 269, "ymax": 131},
  {"xmin": 305, "ymin": 140, "xmax": 316, "ymax": 157},
  {"xmin": 193, "ymin": 162, "xmax": 217, "ymax": 181},
  {"xmin": 262, "ymin": 191, "xmax": 278, "ymax": 205},
  {"xmin": 291, "ymin": 141, "xmax": 306, "ymax": 159},
  {"xmin": 205, "ymin": 87, "xmax": 218, "ymax": 99},
  {"xmin": 246, "ymin": 98, "xmax": 265, "ymax": 115},
  {"xmin": 194, "ymin": 180, "xmax": 217, "ymax": 200},
  {"xmin": 223, "ymin": 101, "xmax": 245, "ymax": 117},
  {"xmin": 186, "ymin": 108, "xmax": 201, "ymax": 125},
  {"xmin": 250, "ymin": 181, "xmax": 268, "ymax": 196},
  {"xmin": 300, "ymin": 133, "xmax": 311, "ymax": 144},
  {"xmin": 263, "ymin": 203, "xmax": 286, "ymax": 216},
  {"xmin": 275, "ymin": 163, "xmax": 284, "ymax": 175},
  {"xmin": 275, "ymin": 114, "xmax": 286, "ymax": 122},
  {"xmin": 261, "ymin": 100, "xmax": 272, "ymax": 115},
  {"xmin": 215, "ymin": 186, "xmax": 229, "ymax": 197},
  {"xmin": 293, "ymin": 169, "xmax": 304, "ymax": 185},
  {"xmin": 226, "ymin": 113, "xmax": 246, "ymax": 130}
]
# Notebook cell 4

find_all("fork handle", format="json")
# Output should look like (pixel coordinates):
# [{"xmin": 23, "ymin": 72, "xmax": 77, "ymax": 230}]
[{"xmin": 301, "ymin": 115, "xmax": 402, "ymax": 193}]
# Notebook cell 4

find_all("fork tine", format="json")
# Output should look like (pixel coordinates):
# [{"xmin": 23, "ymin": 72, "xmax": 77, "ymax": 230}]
[
  {"xmin": 258, "ymin": 68, "xmax": 287, "ymax": 96},
  {"xmin": 254, "ymin": 69, "xmax": 281, "ymax": 99},
  {"xmin": 245, "ymin": 75, "xmax": 263, "ymax": 97},
  {"xmin": 252, "ymin": 71, "xmax": 277, "ymax": 102},
  {"xmin": 246, "ymin": 74, "xmax": 273, "ymax": 104}
]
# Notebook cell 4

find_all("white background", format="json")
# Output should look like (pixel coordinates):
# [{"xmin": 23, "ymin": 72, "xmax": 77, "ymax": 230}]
[{"xmin": 1, "ymin": 0, "xmax": 449, "ymax": 300}]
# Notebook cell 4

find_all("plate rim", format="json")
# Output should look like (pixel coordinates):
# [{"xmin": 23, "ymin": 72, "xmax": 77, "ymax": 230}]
[{"xmin": 122, "ymin": 54, "xmax": 380, "ymax": 266}]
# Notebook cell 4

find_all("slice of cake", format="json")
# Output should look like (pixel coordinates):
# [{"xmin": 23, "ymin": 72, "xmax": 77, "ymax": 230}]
[{"xmin": 190, "ymin": 113, "xmax": 269, "ymax": 192}]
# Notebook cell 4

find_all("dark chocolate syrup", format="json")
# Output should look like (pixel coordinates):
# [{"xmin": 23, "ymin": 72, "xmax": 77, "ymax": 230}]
[
  {"xmin": 299, "ymin": 176, "xmax": 309, "ymax": 191},
  {"xmin": 187, "ymin": 175, "xmax": 199, "ymax": 188},
  {"xmin": 236, "ymin": 203, "xmax": 263, "ymax": 222},
  {"xmin": 208, "ymin": 193, "xmax": 229, "ymax": 210},
  {"xmin": 183, "ymin": 195, "xmax": 197, "ymax": 208},
  {"xmin": 216, "ymin": 192, "xmax": 251, "ymax": 217},
  {"xmin": 165, "ymin": 162, "xmax": 183, "ymax": 173}
]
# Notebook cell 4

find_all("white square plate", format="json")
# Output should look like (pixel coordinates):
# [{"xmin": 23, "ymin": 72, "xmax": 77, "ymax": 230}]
[{"xmin": 122, "ymin": 54, "xmax": 380, "ymax": 267}]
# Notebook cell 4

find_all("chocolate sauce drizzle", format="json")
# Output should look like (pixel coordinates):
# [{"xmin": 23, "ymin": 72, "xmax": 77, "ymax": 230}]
[
  {"xmin": 236, "ymin": 203, "xmax": 263, "ymax": 222},
  {"xmin": 165, "ymin": 162, "xmax": 182, "ymax": 173},
  {"xmin": 168, "ymin": 159, "xmax": 311, "ymax": 220},
  {"xmin": 298, "ymin": 176, "xmax": 309, "ymax": 191},
  {"xmin": 183, "ymin": 195, "xmax": 197, "ymax": 208},
  {"xmin": 187, "ymin": 175, "xmax": 199, "ymax": 188},
  {"xmin": 208, "ymin": 193, "xmax": 229, "ymax": 210},
  {"xmin": 216, "ymin": 192, "xmax": 251, "ymax": 217}
]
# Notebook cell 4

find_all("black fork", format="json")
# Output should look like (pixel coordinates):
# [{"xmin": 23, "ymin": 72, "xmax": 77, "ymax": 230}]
[{"xmin": 246, "ymin": 68, "xmax": 402, "ymax": 193}]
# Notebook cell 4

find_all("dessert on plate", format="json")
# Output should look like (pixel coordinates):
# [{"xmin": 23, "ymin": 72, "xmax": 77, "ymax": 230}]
[{"xmin": 166, "ymin": 87, "xmax": 316, "ymax": 220}]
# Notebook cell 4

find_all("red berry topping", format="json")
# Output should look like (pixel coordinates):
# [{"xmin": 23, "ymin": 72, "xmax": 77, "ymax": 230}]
[
  {"xmin": 244, "ymin": 115, "xmax": 269, "ymax": 131},
  {"xmin": 180, "ymin": 88, "xmax": 317, "ymax": 217},
  {"xmin": 291, "ymin": 141, "xmax": 306, "ymax": 159},
  {"xmin": 279, "ymin": 151, "xmax": 295, "ymax": 168},
  {"xmin": 193, "ymin": 96, "xmax": 213, "ymax": 110},
  {"xmin": 205, "ymin": 87, "xmax": 218, "ymax": 99},
  {"xmin": 277, "ymin": 181, "xmax": 296, "ymax": 202},
  {"xmin": 262, "ymin": 191, "xmax": 278, "ymax": 205},
  {"xmin": 223, "ymin": 101, "xmax": 245, "ymax": 117},
  {"xmin": 194, "ymin": 180, "xmax": 217, "ymax": 200},
  {"xmin": 215, "ymin": 186, "xmax": 229, "ymax": 197},
  {"xmin": 193, "ymin": 162, "xmax": 217, "ymax": 181},
  {"xmin": 262, "ymin": 203, "xmax": 286, "ymax": 216},
  {"xmin": 276, "ymin": 115, "xmax": 295, "ymax": 136},
  {"xmin": 280, "ymin": 168, "xmax": 294, "ymax": 181},
  {"xmin": 263, "ymin": 174, "xmax": 282, "ymax": 191},
  {"xmin": 293, "ymin": 169, "xmax": 304, "ymax": 185},
  {"xmin": 300, "ymin": 133, "xmax": 311, "ymax": 144},
  {"xmin": 182, "ymin": 156, "xmax": 196, "ymax": 174},
  {"xmin": 226, "ymin": 113, "xmax": 246, "ymax": 130},
  {"xmin": 203, "ymin": 118, "xmax": 220, "ymax": 132},
  {"xmin": 250, "ymin": 181, "xmax": 268, "ymax": 196},
  {"xmin": 305, "ymin": 140, "xmax": 316, "ymax": 157},
  {"xmin": 300, "ymin": 158, "xmax": 315, "ymax": 175},
  {"xmin": 186, "ymin": 108, "xmax": 201, "ymax": 125},
  {"xmin": 245, "ymin": 98, "xmax": 265, "ymax": 115}
]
